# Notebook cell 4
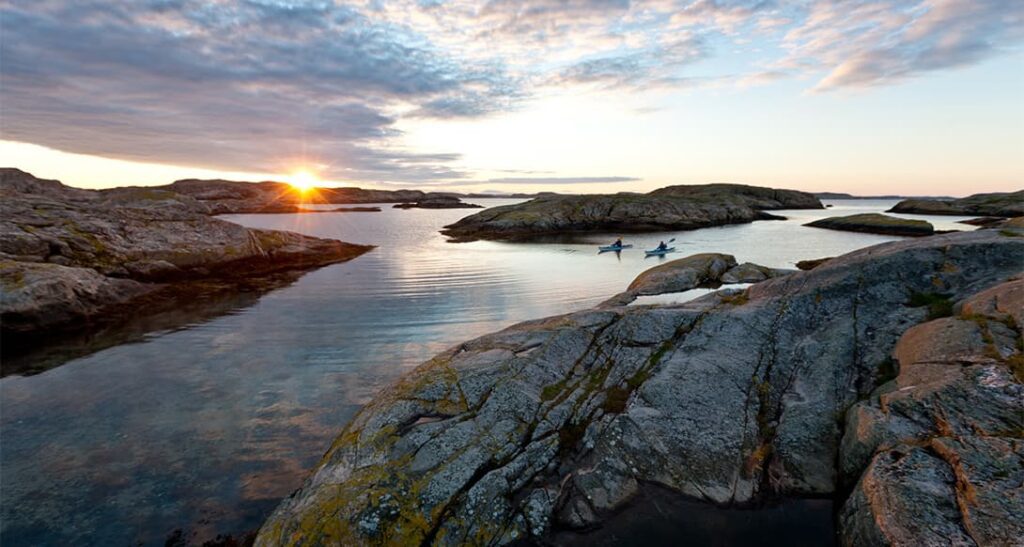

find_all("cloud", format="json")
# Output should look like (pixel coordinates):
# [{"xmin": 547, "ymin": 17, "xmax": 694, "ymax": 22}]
[
  {"xmin": 1, "ymin": 0, "xmax": 1021, "ymax": 185},
  {"xmin": 555, "ymin": 37, "xmax": 707, "ymax": 89},
  {"xmin": 779, "ymin": 0, "xmax": 1024, "ymax": 92},
  {"xmin": 0, "ymin": 0, "xmax": 518, "ymax": 183}
]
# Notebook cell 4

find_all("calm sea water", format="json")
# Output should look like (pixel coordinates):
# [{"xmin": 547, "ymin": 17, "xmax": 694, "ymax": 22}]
[{"xmin": 0, "ymin": 199, "xmax": 975, "ymax": 545}]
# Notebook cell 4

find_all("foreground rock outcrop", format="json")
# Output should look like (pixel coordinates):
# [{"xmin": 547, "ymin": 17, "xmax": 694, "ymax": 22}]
[
  {"xmin": 257, "ymin": 230, "xmax": 1023, "ymax": 546},
  {"xmin": 889, "ymin": 190, "xmax": 1024, "ymax": 218},
  {"xmin": 805, "ymin": 213, "xmax": 935, "ymax": 237},
  {"xmin": 441, "ymin": 184, "xmax": 822, "ymax": 242},
  {"xmin": 0, "ymin": 169, "xmax": 372, "ymax": 337}
]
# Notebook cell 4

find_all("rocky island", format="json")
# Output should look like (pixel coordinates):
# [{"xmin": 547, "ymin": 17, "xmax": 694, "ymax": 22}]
[
  {"xmin": 889, "ymin": 190, "xmax": 1024, "ymax": 217},
  {"xmin": 0, "ymin": 169, "xmax": 372, "ymax": 345},
  {"xmin": 393, "ymin": 196, "xmax": 484, "ymax": 209},
  {"xmin": 441, "ymin": 184, "xmax": 822, "ymax": 242},
  {"xmin": 256, "ymin": 229, "xmax": 1022, "ymax": 546},
  {"xmin": 805, "ymin": 213, "xmax": 935, "ymax": 237},
  {"xmin": 161, "ymin": 178, "xmax": 481, "ymax": 214}
]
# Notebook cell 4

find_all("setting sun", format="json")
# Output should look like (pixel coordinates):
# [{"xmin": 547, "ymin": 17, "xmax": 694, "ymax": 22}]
[{"xmin": 287, "ymin": 170, "xmax": 318, "ymax": 192}]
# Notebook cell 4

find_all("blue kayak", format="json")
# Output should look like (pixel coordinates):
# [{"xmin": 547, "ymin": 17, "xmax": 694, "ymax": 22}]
[
  {"xmin": 598, "ymin": 244, "xmax": 633, "ymax": 252},
  {"xmin": 644, "ymin": 247, "xmax": 676, "ymax": 256}
]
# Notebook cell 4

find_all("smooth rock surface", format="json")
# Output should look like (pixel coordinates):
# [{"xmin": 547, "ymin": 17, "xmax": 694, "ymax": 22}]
[{"xmin": 256, "ymin": 230, "xmax": 1023, "ymax": 546}]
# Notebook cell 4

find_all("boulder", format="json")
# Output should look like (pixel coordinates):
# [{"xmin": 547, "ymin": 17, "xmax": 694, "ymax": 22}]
[{"xmin": 627, "ymin": 253, "xmax": 737, "ymax": 295}]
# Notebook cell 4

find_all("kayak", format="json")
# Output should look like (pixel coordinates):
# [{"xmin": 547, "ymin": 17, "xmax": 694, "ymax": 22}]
[
  {"xmin": 645, "ymin": 247, "xmax": 676, "ymax": 256},
  {"xmin": 598, "ymin": 244, "xmax": 633, "ymax": 252}
]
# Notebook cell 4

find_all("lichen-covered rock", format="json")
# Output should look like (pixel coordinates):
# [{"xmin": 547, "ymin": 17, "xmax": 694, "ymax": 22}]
[
  {"xmin": 840, "ymin": 437, "xmax": 1024, "ymax": 547},
  {"xmin": 441, "ymin": 184, "xmax": 822, "ymax": 241},
  {"xmin": 256, "ymin": 231, "xmax": 1023, "ymax": 546},
  {"xmin": 838, "ymin": 276, "xmax": 1024, "ymax": 545}
]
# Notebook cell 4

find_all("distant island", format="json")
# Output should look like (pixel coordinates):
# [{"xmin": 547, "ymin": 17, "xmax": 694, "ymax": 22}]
[
  {"xmin": 813, "ymin": 192, "xmax": 955, "ymax": 200},
  {"xmin": 889, "ymin": 191, "xmax": 1024, "ymax": 217},
  {"xmin": 160, "ymin": 178, "xmax": 486, "ymax": 213}
]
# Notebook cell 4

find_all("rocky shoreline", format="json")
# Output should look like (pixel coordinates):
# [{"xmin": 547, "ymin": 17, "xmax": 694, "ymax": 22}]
[
  {"xmin": 255, "ymin": 230, "xmax": 1023, "ymax": 546},
  {"xmin": 441, "ymin": 184, "xmax": 822, "ymax": 242},
  {"xmin": 0, "ymin": 169, "xmax": 372, "ymax": 348}
]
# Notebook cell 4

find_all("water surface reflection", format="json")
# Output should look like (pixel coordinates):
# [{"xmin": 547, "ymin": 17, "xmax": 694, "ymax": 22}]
[{"xmin": 0, "ymin": 199, "xmax": 975, "ymax": 545}]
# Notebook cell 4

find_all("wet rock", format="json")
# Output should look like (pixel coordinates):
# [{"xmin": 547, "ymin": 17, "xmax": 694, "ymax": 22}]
[
  {"xmin": 805, "ymin": 213, "xmax": 934, "ymax": 237},
  {"xmin": 256, "ymin": 231, "xmax": 1023, "ymax": 546}
]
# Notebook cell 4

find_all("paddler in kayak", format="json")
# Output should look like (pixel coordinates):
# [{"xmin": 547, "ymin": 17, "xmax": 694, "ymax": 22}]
[
  {"xmin": 655, "ymin": 240, "xmax": 668, "ymax": 251},
  {"xmin": 611, "ymin": 237, "xmax": 624, "ymax": 249}
]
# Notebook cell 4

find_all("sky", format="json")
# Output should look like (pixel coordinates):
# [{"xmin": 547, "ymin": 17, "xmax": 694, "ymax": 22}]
[{"xmin": 1, "ymin": 0, "xmax": 1022, "ymax": 196}]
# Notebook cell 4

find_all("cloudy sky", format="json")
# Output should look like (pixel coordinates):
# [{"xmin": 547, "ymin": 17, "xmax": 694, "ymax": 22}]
[{"xmin": 1, "ymin": 0, "xmax": 1022, "ymax": 194}]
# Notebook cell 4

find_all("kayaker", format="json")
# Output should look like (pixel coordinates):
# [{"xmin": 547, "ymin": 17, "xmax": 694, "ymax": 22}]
[
  {"xmin": 612, "ymin": 237, "xmax": 623, "ymax": 248},
  {"xmin": 656, "ymin": 240, "xmax": 668, "ymax": 251}
]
